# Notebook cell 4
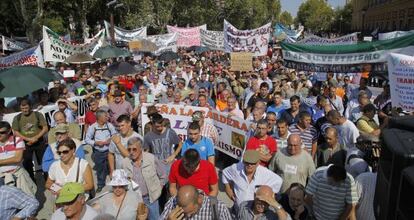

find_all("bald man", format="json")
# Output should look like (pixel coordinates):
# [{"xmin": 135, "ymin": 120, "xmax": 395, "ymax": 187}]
[
  {"xmin": 160, "ymin": 185, "xmax": 232, "ymax": 220},
  {"xmin": 316, "ymin": 127, "xmax": 347, "ymax": 167},
  {"xmin": 238, "ymin": 185, "xmax": 290, "ymax": 220},
  {"xmin": 269, "ymin": 134, "xmax": 315, "ymax": 192}
]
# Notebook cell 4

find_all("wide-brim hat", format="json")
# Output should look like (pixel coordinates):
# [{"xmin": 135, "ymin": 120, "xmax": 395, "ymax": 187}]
[{"xmin": 108, "ymin": 169, "xmax": 130, "ymax": 186}]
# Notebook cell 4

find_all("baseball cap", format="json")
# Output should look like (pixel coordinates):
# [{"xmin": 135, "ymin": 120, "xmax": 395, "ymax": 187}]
[
  {"xmin": 54, "ymin": 124, "xmax": 69, "ymax": 134},
  {"xmin": 55, "ymin": 182, "xmax": 85, "ymax": 204},
  {"xmin": 243, "ymin": 150, "xmax": 260, "ymax": 164}
]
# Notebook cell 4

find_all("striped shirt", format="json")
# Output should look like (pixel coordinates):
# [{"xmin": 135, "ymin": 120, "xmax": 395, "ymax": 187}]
[
  {"xmin": 201, "ymin": 123, "xmax": 219, "ymax": 146},
  {"xmin": 288, "ymin": 124, "xmax": 318, "ymax": 150},
  {"xmin": 0, "ymin": 135, "xmax": 25, "ymax": 173},
  {"xmin": 306, "ymin": 166, "xmax": 359, "ymax": 220},
  {"xmin": 355, "ymin": 172, "xmax": 377, "ymax": 220},
  {"xmin": 0, "ymin": 185, "xmax": 39, "ymax": 220},
  {"xmin": 272, "ymin": 131, "xmax": 291, "ymax": 150}
]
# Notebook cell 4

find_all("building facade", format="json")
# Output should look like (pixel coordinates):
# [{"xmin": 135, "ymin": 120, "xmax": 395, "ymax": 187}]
[{"xmin": 351, "ymin": 0, "xmax": 414, "ymax": 32}]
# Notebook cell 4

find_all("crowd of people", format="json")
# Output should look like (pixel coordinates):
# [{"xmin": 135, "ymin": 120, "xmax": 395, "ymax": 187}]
[{"xmin": 0, "ymin": 46, "xmax": 396, "ymax": 220}]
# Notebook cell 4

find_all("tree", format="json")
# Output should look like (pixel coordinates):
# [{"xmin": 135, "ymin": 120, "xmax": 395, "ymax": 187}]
[
  {"xmin": 296, "ymin": 0, "xmax": 335, "ymax": 33},
  {"xmin": 13, "ymin": 0, "xmax": 44, "ymax": 44},
  {"xmin": 332, "ymin": 3, "xmax": 353, "ymax": 34},
  {"xmin": 279, "ymin": 11, "xmax": 293, "ymax": 26}
]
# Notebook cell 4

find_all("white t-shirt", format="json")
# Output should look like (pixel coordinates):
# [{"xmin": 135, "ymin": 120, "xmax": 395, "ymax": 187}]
[
  {"xmin": 48, "ymin": 158, "xmax": 89, "ymax": 186},
  {"xmin": 51, "ymin": 204, "xmax": 98, "ymax": 220},
  {"xmin": 336, "ymin": 120, "xmax": 360, "ymax": 151}
]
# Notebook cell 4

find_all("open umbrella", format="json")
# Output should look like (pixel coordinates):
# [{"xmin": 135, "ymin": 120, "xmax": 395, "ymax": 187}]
[
  {"xmin": 93, "ymin": 45, "xmax": 131, "ymax": 59},
  {"xmin": 195, "ymin": 46, "xmax": 209, "ymax": 54},
  {"xmin": 159, "ymin": 51, "xmax": 179, "ymax": 62},
  {"xmin": 103, "ymin": 62, "xmax": 138, "ymax": 77},
  {"xmin": 0, "ymin": 66, "xmax": 63, "ymax": 97},
  {"xmin": 64, "ymin": 52, "xmax": 96, "ymax": 64}
]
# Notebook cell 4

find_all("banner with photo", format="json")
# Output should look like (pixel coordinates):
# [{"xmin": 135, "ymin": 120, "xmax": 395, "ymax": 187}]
[
  {"xmin": 104, "ymin": 21, "xmax": 147, "ymax": 42},
  {"xmin": 141, "ymin": 104, "xmax": 250, "ymax": 159},
  {"xmin": 281, "ymin": 33, "xmax": 414, "ymax": 72},
  {"xmin": 2, "ymin": 96, "xmax": 89, "ymax": 138},
  {"xmin": 297, "ymin": 33, "xmax": 358, "ymax": 45},
  {"xmin": 0, "ymin": 45, "xmax": 44, "ymax": 68},
  {"xmin": 387, "ymin": 53, "xmax": 414, "ymax": 111},
  {"xmin": 42, "ymin": 26, "xmax": 106, "ymax": 62},
  {"xmin": 200, "ymin": 29, "xmax": 224, "ymax": 51},
  {"xmin": 146, "ymin": 33, "xmax": 178, "ymax": 55},
  {"xmin": 224, "ymin": 20, "xmax": 272, "ymax": 57},
  {"xmin": 1, "ymin": 35, "xmax": 31, "ymax": 51},
  {"xmin": 167, "ymin": 25, "xmax": 207, "ymax": 47},
  {"xmin": 378, "ymin": 30, "xmax": 414, "ymax": 40}
]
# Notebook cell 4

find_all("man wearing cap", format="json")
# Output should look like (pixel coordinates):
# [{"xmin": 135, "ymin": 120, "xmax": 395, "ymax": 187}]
[
  {"xmin": 108, "ymin": 90, "xmax": 134, "ymax": 125},
  {"xmin": 51, "ymin": 98, "xmax": 78, "ymax": 127},
  {"xmin": 42, "ymin": 124, "xmax": 85, "ymax": 173},
  {"xmin": 48, "ymin": 111, "xmax": 81, "ymax": 144},
  {"xmin": 51, "ymin": 182, "xmax": 98, "ymax": 220},
  {"xmin": 192, "ymin": 111, "xmax": 219, "ymax": 146},
  {"xmin": 222, "ymin": 150, "xmax": 283, "ymax": 209},
  {"xmin": 181, "ymin": 122, "xmax": 215, "ymax": 165}
]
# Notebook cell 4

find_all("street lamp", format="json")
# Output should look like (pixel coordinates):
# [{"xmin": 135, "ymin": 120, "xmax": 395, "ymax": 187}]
[{"xmin": 106, "ymin": 0, "xmax": 124, "ymax": 45}]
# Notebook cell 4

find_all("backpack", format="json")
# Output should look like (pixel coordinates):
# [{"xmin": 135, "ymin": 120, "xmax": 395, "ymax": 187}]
[{"xmin": 15, "ymin": 111, "xmax": 42, "ymax": 132}]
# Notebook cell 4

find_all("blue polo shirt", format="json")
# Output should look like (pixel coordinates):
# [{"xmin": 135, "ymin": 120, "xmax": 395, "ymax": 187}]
[{"xmin": 181, "ymin": 137, "xmax": 215, "ymax": 160}]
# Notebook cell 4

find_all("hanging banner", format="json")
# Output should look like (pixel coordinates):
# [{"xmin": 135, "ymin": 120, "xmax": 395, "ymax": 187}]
[
  {"xmin": 128, "ymin": 39, "xmax": 158, "ymax": 52},
  {"xmin": 167, "ymin": 25, "xmax": 206, "ymax": 47},
  {"xmin": 230, "ymin": 52, "xmax": 253, "ymax": 71},
  {"xmin": 104, "ymin": 21, "xmax": 147, "ymax": 42},
  {"xmin": 200, "ymin": 29, "xmax": 224, "ymax": 51},
  {"xmin": 43, "ymin": 26, "xmax": 106, "ymax": 62},
  {"xmin": 146, "ymin": 33, "xmax": 178, "ymax": 55},
  {"xmin": 379, "ymin": 30, "xmax": 414, "ymax": 40},
  {"xmin": 387, "ymin": 53, "xmax": 414, "ymax": 111},
  {"xmin": 1, "ymin": 35, "xmax": 31, "ymax": 51},
  {"xmin": 0, "ymin": 45, "xmax": 44, "ymax": 68},
  {"xmin": 281, "ymin": 33, "xmax": 414, "ymax": 72},
  {"xmin": 297, "ymin": 33, "xmax": 358, "ymax": 45},
  {"xmin": 224, "ymin": 20, "xmax": 271, "ymax": 57},
  {"xmin": 274, "ymin": 23, "xmax": 304, "ymax": 41},
  {"xmin": 141, "ymin": 104, "xmax": 251, "ymax": 159}
]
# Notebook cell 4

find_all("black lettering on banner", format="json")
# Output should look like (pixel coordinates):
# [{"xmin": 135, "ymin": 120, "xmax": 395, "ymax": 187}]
[{"xmin": 50, "ymin": 45, "xmax": 62, "ymax": 53}]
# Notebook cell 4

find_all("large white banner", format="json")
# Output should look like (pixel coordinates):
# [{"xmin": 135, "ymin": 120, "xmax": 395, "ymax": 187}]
[
  {"xmin": 297, "ymin": 33, "xmax": 358, "ymax": 45},
  {"xmin": 0, "ymin": 45, "xmax": 44, "ymax": 68},
  {"xmin": 379, "ymin": 30, "xmax": 414, "ymax": 40},
  {"xmin": 42, "ymin": 26, "xmax": 106, "ymax": 62},
  {"xmin": 200, "ymin": 29, "xmax": 224, "ymax": 51},
  {"xmin": 104, "ymin": 21, "xmax": 147, "ymax": 42},
  {"xmin": 167, "ymin": 25, "xmax": 207, "ymax": 47},
  {"xmin": 388, "ymin": 53, "xmax": 414, "ymax": 111},
  {"xmin": 146, "ymin": 33, "xmax": 178, "ymax": 55},
  {"xmin": 1, "ymin": 35, "xmax": 31, "ymax": 51},
  {"xmin": 224, "ymin": 20, "xmax": 271, "ymax": 56},
  {"xmin": 141, "ymin": 104, "xmax": 250, "ymax": 159}
]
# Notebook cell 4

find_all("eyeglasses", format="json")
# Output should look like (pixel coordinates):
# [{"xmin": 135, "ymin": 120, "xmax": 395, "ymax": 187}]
[
  {"xmin": 243, "ymin": 161, "xmax": 257, "ymax": 166},
  {"xmin": 57, "ymin": 150, "xmax": 71, "ymax": 155},
  {"xmin": 127, "ymin": 148, "xmax": 138, "ymax": 152},
  {"xmin": 0, "ymin": 130, "xmax": 9, "ymax": 135}
]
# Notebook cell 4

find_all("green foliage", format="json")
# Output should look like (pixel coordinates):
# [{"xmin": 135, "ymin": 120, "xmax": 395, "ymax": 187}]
[
  {"xmin": 279, "ymin": 11, "xmax": 293, "ymax": 26},
  {"xmin": 296, "ymin": 0, "xmax": 335, "ymax": 32},
  {"xmin": 332, "ymin": 3, "xmax": 353, "ymax": 34},
  {"xmin": 42, "ymin": 17, "xmax": 66, "ymax": 35}
]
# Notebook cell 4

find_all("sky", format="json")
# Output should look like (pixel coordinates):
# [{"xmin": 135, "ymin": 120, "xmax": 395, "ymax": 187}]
[{"xmin": 281, "ymin": 0, "xmax": 346, "ymax": 17}]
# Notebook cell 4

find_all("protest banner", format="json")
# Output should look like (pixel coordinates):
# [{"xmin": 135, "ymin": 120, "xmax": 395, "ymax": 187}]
[
  {"xmin": 43, "ymin": 26, "xmax": 105, "ymax": 62},
  {"xmin": 274, "ymin": 23, "xmax": 304, "ymax": 41},
  {"xmin": 200, "ymin": 29, "xmax": 224, "ymax": 51},
  {"xmin": 1, "ymin": 35, "xmax": 31, "ymax": 51},
  {"xmin": 297, "ymin": 33, "xmax": 358, "ymax": 45},
  {"xmin": 2, "ymin": 96, "xmax": 89, "ymax": 139},
  {"xmin": 146, "ymin": 33, "xmax": 178, "ymax": 55},
  {"xmin": 281, "ymin": 33, "xmax": 414, "ymax": 72},
  {"xmin": 141, "ymin": 104, "xmax": 250, "ymax": 159},
  {"xmin": 167, "ymin": 25, "xmax": 206, "ymax": 47},
  {"xmin": 230, "ymin": 52, "xmax": 253, "ymax": 71},
  {"xmin": 104, "ymin": 21, "xmax": 147, "ymax": 42},
  {"xmin": 224, "ymin": 20, "xmax": 272, "ymax": 56},
  {"xmin": 0, "ymin": 45, "xmax": 44, "ymax": 68},
  {"xmin": 379, "ymin": 30, "xmax": 414, "ymax": 40},
  {"xmin": 387, "ymin": 53, "xmax": 414, "ymax": 111},
  {"xmin": 128, "ymin": 39, "xmax": 158, "ymax": 52}
]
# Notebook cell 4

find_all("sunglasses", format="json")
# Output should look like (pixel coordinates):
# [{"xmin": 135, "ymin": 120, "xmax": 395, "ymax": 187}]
[
  {"xmin": 243, "ymin": 161, "xmax": 257, "ymax": 166},
  {"xmin": 127, "ymin": 148, "xmax": 138, "ymax": 152},
  {"xmin": 57, "ymin": 150, "xmax": 71, "ymax": 155},
  {"xmin": 0, "ymin": 130, "xmax": 9, "ymax": 135}
]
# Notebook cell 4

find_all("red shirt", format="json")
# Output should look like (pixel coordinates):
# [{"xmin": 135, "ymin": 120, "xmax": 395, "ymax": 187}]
[
  {"xmin": 246, "ymin": 135, "xmax": 277, "ymax": 167},
  {"xmin": 169, "ymin": 159, "xmax": 218, "ymax": 194},
  {"xmin": 85, "ymin": 110, "xmax": 96, "ymax": 125}
]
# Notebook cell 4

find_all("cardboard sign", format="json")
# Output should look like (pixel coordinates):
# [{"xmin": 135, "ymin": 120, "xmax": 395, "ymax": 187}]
[
  {"xmin": 230, "ymin": 52, "xmax": 253, "ymax": 71},
  {"xmin": 63, "ymin": 70, "xmax": 75, "ymax": 78}
]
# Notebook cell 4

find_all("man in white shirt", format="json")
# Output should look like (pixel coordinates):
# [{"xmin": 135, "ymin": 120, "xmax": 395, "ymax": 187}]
[
  {"xmin": 222, "ymin": 150, "xmax": 283, "ymax": 210},
  {"xmin": 327, "ymin": 110, "xmax": 360, "ymax": 151},
  {"xmin": 148, "ymin": 75, "xmax": 166, "ymax": 99}
]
